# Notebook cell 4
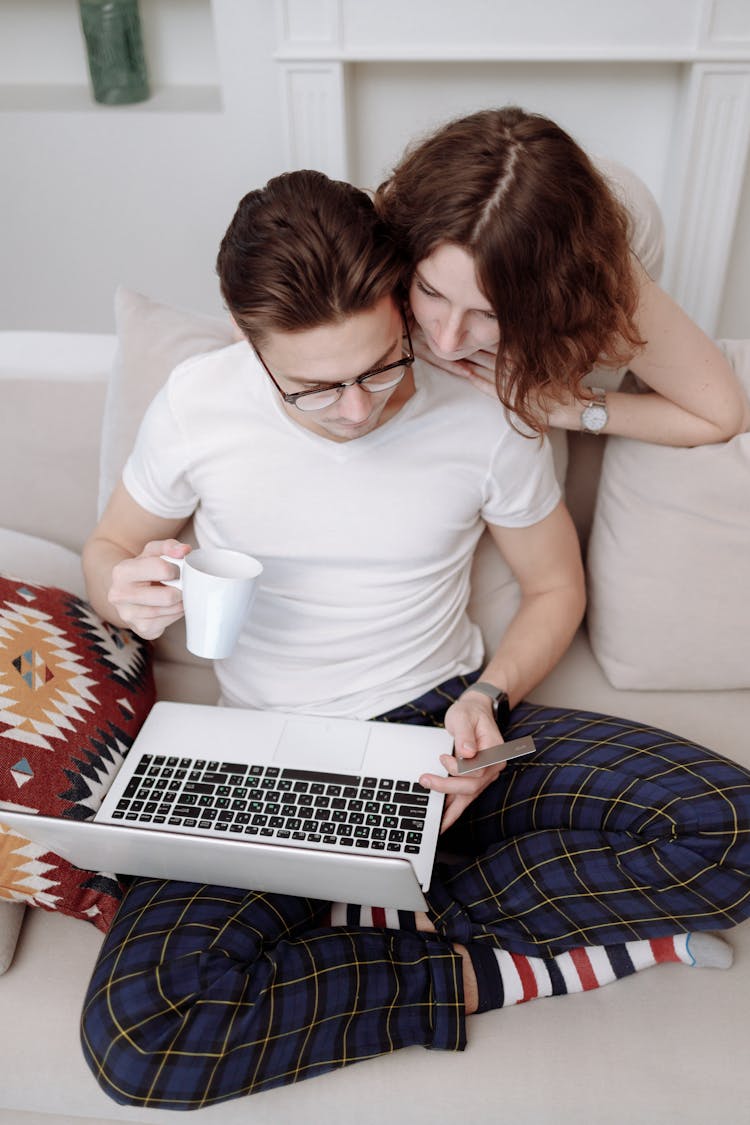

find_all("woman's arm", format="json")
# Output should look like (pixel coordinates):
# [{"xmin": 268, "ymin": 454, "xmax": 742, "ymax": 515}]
[
  {"xmin": 414, "ymin": 260, "xmax": 750, "ymax": 446},
  {"xmin": 546, "ymin": 260, "xmax": 749, "ymax": 444}
]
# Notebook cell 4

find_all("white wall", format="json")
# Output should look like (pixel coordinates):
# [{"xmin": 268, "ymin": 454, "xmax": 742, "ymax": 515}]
[
  {"xmin": 350, "ymin": 61, "xmax": 680, "ymax": 202},
  {"xmin": 0, "ymin": 0, "xmax": 282, "ymax": 331},
  {"xmin": 719, "ymin": 157, "xmax": 750, "ymax": 337},
  {"xmin": 1, "ymin": 0, "xmax": 748, "ymax": 336}
]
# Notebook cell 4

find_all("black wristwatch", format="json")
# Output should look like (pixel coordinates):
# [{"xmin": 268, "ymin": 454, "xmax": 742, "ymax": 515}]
[{"xmin": 462, "ymin": 681, "xmax": 510, "ymax": 729}]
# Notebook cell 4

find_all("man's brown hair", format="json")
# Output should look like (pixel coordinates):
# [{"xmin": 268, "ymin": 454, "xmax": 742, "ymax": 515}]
[
  {"xmin": 376, "ymin": 106, "xmax": 644, "ymax": 432},
  {"xmin": 217, "ymin": 170, "xmax": 406, "ymax": 346}
]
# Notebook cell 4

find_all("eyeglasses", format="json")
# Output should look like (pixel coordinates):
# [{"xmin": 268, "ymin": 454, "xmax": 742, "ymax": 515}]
[{"xmin": 254, "ymin": 314, "xmax": 414, "ymax": 413}]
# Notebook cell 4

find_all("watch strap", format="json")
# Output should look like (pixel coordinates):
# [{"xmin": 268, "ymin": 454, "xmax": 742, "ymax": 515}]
[{"xmin": 462, "ymin": 680, "xmax": 510, "ymax": 728}]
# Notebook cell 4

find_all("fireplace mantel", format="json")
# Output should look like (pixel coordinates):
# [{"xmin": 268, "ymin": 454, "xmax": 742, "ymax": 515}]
[{"xmin": 272, "ymin": 0, "xmax": 750, "ymax": 335}]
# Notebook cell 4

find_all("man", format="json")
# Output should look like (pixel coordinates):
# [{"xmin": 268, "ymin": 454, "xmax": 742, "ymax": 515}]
[
  {"xmin": 83, "ymin": 169, "xmax": 583, "ymax": 830},
  {"xmin": 80, "ymin": 171, "xmax": 750, "ymax": 1110}
]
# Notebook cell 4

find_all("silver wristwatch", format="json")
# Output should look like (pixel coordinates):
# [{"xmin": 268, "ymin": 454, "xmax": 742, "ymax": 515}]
[
  {"xmin": 580, "ymin": 387, "xmax": 608, "ymax": 434},
  {"xmin": 461, "ymin": 681, "xmax": 510, "ymax": 729}
]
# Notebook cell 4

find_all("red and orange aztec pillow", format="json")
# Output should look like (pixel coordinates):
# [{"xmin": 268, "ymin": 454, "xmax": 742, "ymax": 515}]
[{"xmin": 0, "ymin": 574, "xmax": 154, "ymax": 931}]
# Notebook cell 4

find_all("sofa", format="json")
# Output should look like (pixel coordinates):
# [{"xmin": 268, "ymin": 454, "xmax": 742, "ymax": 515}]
[{"xmin": 1, "ymin": 284, "xmax": 749, "ymax": 1125}]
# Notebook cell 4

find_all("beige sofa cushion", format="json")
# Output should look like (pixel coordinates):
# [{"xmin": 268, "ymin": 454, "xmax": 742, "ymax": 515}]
[
  {"xmin": 596, "ymin": 155, "xmax": 665, "ymax": 283},
  {"xmin": 586, "ymin": 339, "xmax": 750, "ymax": 690},
  {"xmin": 99, "ymin": 289, "xmax": 235, "ymax": 672},
  {"xmin": 0, "ymin": 899, "xmax": 25, "ymax": 976},
  {"xmin": 0, "ymin": 528, "xmax": 86, "ymax": 597},
  {"xmin": 0, "ymin": 333, "xmax": 112, "ymax": 554},
  {"xmin": 99, "ymin": 288, "xmax": 236, "ymax": 514}
]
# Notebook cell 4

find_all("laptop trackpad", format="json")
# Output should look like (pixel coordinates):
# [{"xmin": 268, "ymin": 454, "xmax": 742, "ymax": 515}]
[{"xmin": 273, "ymin": 718, "xmax": 369, "ymax": 773}]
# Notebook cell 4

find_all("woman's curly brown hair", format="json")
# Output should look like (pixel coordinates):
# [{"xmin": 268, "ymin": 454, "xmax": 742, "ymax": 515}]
[{"xmin": 375, "ymin": 106, "xmax": 645, "ymax": 433}]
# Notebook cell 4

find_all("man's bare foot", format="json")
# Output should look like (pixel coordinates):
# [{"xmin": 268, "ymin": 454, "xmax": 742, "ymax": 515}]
[
  {"xmin": 453, "ymin": 943, "xmax": 478, "ymax": 1014},
  {"xmin": 414, "ymin": 916, "xmax": 477, "ymax": 1012}
]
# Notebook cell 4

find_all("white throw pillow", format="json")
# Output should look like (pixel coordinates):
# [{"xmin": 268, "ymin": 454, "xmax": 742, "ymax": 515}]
[
  {"xmin": 0, "ymin": 528, "xmax": 86, "ymax": 596},
  {"xmin": 586, "ymin": 339, "xmax": 750, "ymax": 690},
  {"xmin": 99, "ymin": 287, "xmax": 235, "ymax": 514},
  {"xmin": 595, "ymin": 156, "xmax": 665, "ymax": 283},
  {"xmin": 99, "ymin": 289, "xmax": 235, "ymax": 669}
]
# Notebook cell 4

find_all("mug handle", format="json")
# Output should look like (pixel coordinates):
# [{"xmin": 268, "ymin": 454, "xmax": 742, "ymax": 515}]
[{"xmin": 159, "ymin": 554, "xmax": 185, "ymax": 590}]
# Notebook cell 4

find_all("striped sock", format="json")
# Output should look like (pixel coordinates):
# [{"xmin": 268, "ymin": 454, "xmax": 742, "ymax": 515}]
[
  {"xmin": 468, "ymin": 932, "xmax": 733, "ymax": 1013},
  {"xmin": 329, "ymin": 903, "xmax": 418, "ymax": 930}
]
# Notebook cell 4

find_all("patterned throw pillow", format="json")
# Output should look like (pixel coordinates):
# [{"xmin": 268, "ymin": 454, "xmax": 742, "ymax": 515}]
[{"xmin": 0, "ymin": 574, "xmax": 155, "ymax": 931}]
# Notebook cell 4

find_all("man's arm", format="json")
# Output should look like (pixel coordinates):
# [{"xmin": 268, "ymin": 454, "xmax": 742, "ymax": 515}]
[
  {"xmin": 468, "ymin": 499, "xmax": 586, "ymax": 707},
  {"xmin": 82, "ymin": 480, "xmax": 192, "ymax": 638},
  {"xmin": 421, "ymin": 500, "xmax": 585, "ymax": 829}
]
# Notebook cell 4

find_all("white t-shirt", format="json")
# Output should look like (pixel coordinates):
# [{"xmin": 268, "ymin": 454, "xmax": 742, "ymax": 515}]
[
  {"xmin": 123, "ymin": 344, "xmax": 560, "ymax": 718},
  {"xmin": 595, "ymin": 155, "xmax": 665, "ymax": 282}
]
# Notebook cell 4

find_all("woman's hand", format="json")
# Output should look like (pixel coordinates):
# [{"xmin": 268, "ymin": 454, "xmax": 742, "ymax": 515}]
[
  {"xmin": 413, "ymin": 324, "xmax": 578, "ymax": 427},
  {"xmin": 411, "ymin": 325, "xmax": 499, "ymax": 398}
]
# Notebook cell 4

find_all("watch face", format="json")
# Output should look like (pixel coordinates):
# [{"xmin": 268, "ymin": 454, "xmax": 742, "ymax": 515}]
[{"xmin": 582, "ymin": 403, "xmax": 608, "ymax": 433}]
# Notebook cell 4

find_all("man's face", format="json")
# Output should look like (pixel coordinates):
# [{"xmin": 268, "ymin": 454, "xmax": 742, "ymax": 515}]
[{"xmin": 258, "ymin": 297, "xmax": 415, "ymax": 442}]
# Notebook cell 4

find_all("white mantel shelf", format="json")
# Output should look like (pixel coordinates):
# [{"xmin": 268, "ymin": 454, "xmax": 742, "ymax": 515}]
[
  {"xmin": 274, "ymin": 46, "xmax": 750, "ymax": 62},
  {"xmin": 272, "ymin": 0, "xmax": 750, "ymax": 335}
]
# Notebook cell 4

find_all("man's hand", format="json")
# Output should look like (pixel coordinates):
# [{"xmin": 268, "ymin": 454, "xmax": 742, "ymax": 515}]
[
  {"xmin": 107, "ymin": 539, "xmax": 192, "ymax": 640},
  {"xmin": 419, "ymin": 692, "xmax": 505, "ymax": 831}
]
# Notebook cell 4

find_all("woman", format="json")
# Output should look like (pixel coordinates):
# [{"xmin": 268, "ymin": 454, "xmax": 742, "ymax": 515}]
[{"xmin": 376, "ymin": 105, "xmax": 749, "ymax": 446}]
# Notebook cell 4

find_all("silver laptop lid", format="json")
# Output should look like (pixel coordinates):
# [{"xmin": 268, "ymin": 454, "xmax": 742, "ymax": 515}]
[
  {"xmin": 0, "ymin": 809, "xmax": 431, "ymax": 911},
  {"xmin": 1, "ymin": 703, "xmax": 452, "ymax": 910}
]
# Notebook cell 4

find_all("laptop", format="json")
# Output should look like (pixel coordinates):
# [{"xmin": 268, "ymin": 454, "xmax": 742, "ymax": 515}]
[{"xmin": 1, "ymin": 701, "xmax": 455, "ymax": 911}]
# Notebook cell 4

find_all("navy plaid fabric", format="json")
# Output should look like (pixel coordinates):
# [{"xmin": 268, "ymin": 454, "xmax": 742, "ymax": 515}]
[
  {"xmin": 429, "ymin": 702, "xmax": 750, "ymax": 954},
  {"xmin": 81, "ymin": 683, "xmax": 750, "ymax": 1109},
  {"xmin": 81, "ymin": 880, "xmax": 463, "ymax": 1108}
]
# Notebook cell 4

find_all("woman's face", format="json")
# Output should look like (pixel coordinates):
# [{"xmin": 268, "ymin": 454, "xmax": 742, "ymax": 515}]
[{"xmin": 409, "ymin": 243, "xmax": 500, "ymax": 361}]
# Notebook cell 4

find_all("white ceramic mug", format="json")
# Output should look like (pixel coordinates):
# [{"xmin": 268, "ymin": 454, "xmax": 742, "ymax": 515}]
[{"xmin": 160, "ymin": 548, "xmax": 263, "ymax": 659}]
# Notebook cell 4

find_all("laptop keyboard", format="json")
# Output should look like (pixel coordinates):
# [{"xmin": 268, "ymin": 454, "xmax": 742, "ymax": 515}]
[{"xmin": 110, "ymin": 755, "xmax": 431, "ymax": 856}]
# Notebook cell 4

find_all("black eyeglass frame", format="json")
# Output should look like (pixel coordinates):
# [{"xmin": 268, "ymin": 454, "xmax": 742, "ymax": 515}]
[{"xmin": 254, "ymin": 313, "xmax": 415, "ymax": 412}]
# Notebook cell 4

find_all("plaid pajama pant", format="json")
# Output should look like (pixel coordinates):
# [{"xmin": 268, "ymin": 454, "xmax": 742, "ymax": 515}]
[{"xmin": 81, "ymin": 676, "xmax": 750, "ymax": 1109}]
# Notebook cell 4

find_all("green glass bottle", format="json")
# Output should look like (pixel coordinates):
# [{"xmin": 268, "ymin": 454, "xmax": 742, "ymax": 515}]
[{"xmin": 79, "ymin": 0, "xmax": 150, "ymax": 106}]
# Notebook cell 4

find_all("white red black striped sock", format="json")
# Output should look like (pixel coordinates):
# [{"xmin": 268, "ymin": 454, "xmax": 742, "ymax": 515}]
[
  {"xmin": 328, "ymin": 902, "xmax": 418, "ymax": 930},
  {"xmin": 468, "ymin": 932, "xmax": 733, "ymax": 1012}
]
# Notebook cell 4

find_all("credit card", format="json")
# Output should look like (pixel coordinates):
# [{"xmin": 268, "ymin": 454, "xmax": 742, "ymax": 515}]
[{"xmin": 455, "ymin": 735, "xmax": 536, "ymax": 775}]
